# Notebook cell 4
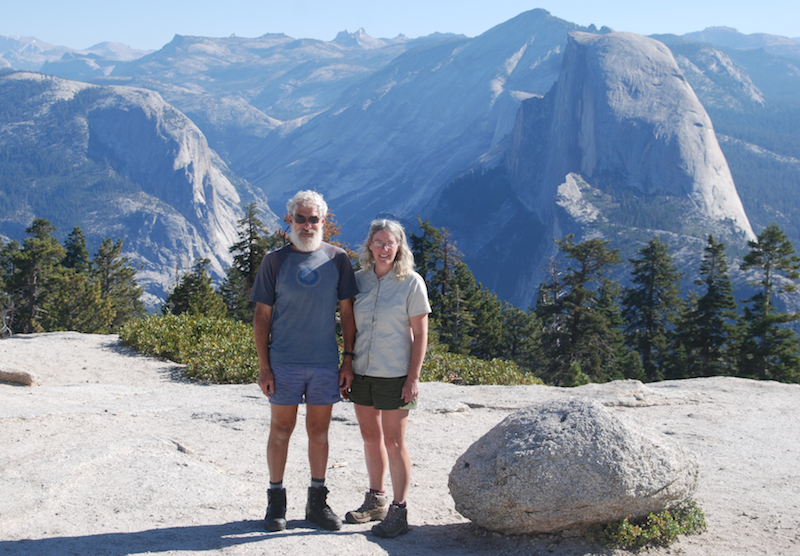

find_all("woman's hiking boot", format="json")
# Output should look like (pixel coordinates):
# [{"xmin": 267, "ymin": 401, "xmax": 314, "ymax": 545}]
[
  {"xmin": 371, "ymin": 503, "xmax": 409, "ymax": 538},
  {"xmin": 345, "ymin": 491, "xmax": 389, "ymax": 524}
]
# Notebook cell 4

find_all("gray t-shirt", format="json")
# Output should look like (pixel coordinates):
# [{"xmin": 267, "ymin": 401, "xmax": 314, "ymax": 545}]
[{"xmin": 250, "ymin": 243, "xmax": 358, "ymax": 368}]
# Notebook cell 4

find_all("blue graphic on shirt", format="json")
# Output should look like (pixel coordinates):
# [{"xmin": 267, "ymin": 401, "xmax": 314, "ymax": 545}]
[{"xmin": 298, "ymin": 268, "xmax": 320, "ymax": 286}]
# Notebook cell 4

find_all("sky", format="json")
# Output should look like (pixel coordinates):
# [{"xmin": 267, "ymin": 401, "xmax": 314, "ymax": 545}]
[{"xmin": 2, "ymin": 0, "xmax": 798, "ymax": 52}]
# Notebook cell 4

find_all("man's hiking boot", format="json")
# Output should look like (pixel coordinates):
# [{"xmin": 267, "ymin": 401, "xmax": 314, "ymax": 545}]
[
  {"xmin": 306, "ymin": 486, "xmax": 342, "ymax": 530},
  {"xmin": 371, "ymin": 503, "xmax": 409, "ymax": 538},
  {"xmin": 264, "ymin": 488, "xmax": 287, "ymax": 531},
  {"xmin": 345, "ymin": 491, "xmax": 389, "ymax": 524}
]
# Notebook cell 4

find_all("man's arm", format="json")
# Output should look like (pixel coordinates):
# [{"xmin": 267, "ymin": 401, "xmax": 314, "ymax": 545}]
[
  {"xmin": 253, "ymin": 302, "xmax": 275, "ymax": 397},
  {"xmin": 338, "ymin": 297, "xmax": 356, "ymax": 397}
]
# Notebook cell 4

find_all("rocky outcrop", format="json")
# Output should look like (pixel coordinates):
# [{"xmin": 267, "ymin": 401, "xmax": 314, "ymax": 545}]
[
  {"xmin": 508, "ymin": 31, "xmax": 755, "ymax": 241},
  {"xmin": 448, "ymin": 397, "xmax": 699, "ymax": 534},
  {"xmin": 427, "ymin": 30, "xmax": 759, "ymax": 308},
  {"xmin": 0, "ymin": 72, "xmax": 275, "ymax": 305}
]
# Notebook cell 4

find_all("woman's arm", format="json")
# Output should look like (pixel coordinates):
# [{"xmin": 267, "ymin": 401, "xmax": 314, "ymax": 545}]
[{"xmin": 402, "ymin": 313, "xmax": 429, "ymax": 403}]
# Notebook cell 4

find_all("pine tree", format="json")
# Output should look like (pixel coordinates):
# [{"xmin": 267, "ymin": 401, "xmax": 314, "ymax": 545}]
[
  {"xmin": 468, "ymin": 284, "xmax": 505, "ymax": 359},
  {"xmin": 409, "ymin": 219, "xmax": 506, "ymax": 358},
  {"xmin": 40, "ymin": 269, "xmax": 115, "ymax": 333},
  {"xmin": 621, "ymin": 236, "xmax": 683, "ymax": 382},
  {"xmin": 62, "ymin": 226, "xmax": 91, "ymax": 274},
  {"xmin": 535, "ymin": 235, "xmax": 623, "ymax": 385},
  {"xmin": 7, "ymin": 219, "xmax": 65, "ymax": 333},
  {"xmin": 438, "ymin": 281, "xmax": 474, "ymax": 354},
  {"xmin": 0, "ymin": 238, "xmax": 18, "ymax": 295},
  {"xmin": 220, "ymin": 203, "xmax": 277, "ymax": 322},
  {"xmin": 164, "ymin": 258, "xmax": 226, "ymax": 318},
  {"xmin": 737, "ymin": 223, "xmax": 800, "ymax": 382},
  {"xmin": 674, "ymin": 235, "xmax": 737, "ymax": 378},
  {"xmin": 428, "ymin": 227, "xmax": 461, "ymax": 319},
  {"xmin": 92, "ymin": 238, "xmax": 145, "ymax": 330},
  {"xmin": 225, "ymin": 204, "xmax": 292, "ymax": 322},
  {"xmin": 597, "ymin": 280, "xmax": 642, "ymax": 382},
  {"xmin": 0, "ymin": 238, "xmax": 18, "ymax": 333},
  {"xmin": 500, "ymin": 303, "xmax": 540, "ymax": 371},
  {"xmin": 411, "ymin": 220, "xmax": 460, "ymax": 350},
  {"xmin": 409, "ymin": 218, "xmax": 443, "ymax": 294}
]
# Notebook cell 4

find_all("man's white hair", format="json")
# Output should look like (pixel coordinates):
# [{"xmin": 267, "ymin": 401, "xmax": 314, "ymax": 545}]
[{"xmin": 287, "ymin": 190, "xmax": 328, "ymax": 219}]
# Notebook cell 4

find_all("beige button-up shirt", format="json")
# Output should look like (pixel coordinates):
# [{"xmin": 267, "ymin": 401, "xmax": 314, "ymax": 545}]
[{"xmin": 353, "ymin": 268, "xmax": 431, "ymax": 378}]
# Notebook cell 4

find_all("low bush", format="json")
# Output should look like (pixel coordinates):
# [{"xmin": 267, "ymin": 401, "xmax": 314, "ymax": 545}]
[
  {"xmin": 120, "ymin": 314, "xmax": 544, "ymax": 386},
  {"xmin": 587, "ymin": 500, "xmax": 706, "ymax": 550},
  {"xmin": 421, "ymin": 348, "xmax": 542, "ymax": 386},
  {"xmin": 119, "ymin": 314, "xmax": 258, "ymax": 383}
]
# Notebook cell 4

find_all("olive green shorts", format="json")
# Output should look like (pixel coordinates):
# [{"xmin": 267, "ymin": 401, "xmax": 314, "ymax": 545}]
[{"xmin": 349, "ymin": 374, "xmax": 418, "ymax": 410}]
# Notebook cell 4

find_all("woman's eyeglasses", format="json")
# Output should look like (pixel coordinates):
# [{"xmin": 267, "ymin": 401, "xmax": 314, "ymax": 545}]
[{"xmin": 371, "ymin": 240, "xmax": 397, "ymax": 249}]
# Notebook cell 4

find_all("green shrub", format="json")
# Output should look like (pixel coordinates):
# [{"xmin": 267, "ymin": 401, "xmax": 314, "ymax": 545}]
[
  {"xmin": 119, "ymin": 314, "xmax": 258, "ymax": 383},
  {"xmin": 121, "ymin": 314, "xmax": 544, "ymax": 386},
  {"xmin": 421, "ymin": 347, "xmax": 542, "ymax": 386},
  {"xmin": 587, "ymin": 500, "xmax": 706, "ymax": 550},
  {"xmin": 183, "ymin": 331, "xmax": 259, "ymax": 383}
]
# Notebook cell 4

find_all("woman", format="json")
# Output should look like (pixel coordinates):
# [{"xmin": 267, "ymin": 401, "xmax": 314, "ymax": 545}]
[{"xmin": 344, "ymin": 219, "xmax": 431, "ymax": 538}]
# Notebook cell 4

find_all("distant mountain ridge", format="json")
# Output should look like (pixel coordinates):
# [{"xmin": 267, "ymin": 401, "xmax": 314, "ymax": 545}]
[
  {"xmin": 1, "ymin": 10, "xmax": 799, "ymax": 310},
  {"xmin": 679, "ymin": 27, "xmax": 800, "ymax": 60},
  {"xmin": 0, "ymin": 35, "xmax": 152, "ymax": 72}
]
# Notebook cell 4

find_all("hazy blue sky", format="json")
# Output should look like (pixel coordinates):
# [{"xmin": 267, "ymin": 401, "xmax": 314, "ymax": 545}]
[{"xmin": 3, "ymin": 0, "xmax": 798, "ymax": 51}]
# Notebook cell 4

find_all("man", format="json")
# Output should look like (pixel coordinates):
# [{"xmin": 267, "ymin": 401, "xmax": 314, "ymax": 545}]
[{"xmin": 250, "ymin": 190, "xmax": 358, "ymax": 532}]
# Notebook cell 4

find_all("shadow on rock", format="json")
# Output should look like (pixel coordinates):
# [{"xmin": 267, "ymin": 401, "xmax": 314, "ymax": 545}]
[
  {"xmin": 362, "ymin": 521, "xmax": 613, "ymax": 556},
  {"xmin": 0, "ymin": 520, "xmax": 366, "ymax": 555}
]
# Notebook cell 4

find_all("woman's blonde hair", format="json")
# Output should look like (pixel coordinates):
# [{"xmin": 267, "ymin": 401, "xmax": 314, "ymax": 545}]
[{"xmin": 359, "ymin": 219, "xmax": 415, "ymax": 280}]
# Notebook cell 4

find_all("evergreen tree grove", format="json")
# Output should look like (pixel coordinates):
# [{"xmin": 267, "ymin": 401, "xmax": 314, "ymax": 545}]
[
  {"xmin": 410, "ymin": 219, "xmax": 523, "ymax": 362},
  {"xmin": 0, "ymin": 221, "xmax": 143, "ymax": 333}
]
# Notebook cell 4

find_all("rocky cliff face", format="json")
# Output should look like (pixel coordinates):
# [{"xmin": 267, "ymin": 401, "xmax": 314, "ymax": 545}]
[
  {"xmin": 430, "ymin": 32, "xmax": 757, "ymax": 307},
  {"xmin": 0, "ymin": 72, "xmax": 274, "ymax": 305},
  {"xmin": 508, "ymin": 31, "xmax": 754, "ymax": 242}
]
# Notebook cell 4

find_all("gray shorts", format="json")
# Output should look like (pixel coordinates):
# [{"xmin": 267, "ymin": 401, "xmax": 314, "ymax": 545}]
[
  {"xmin": 270, "ymin": 365, "xmax": 341, "ymax": 406},
  {"xmin": 349, "ymin": 374, "xmax": 417, "ymax": 410}
]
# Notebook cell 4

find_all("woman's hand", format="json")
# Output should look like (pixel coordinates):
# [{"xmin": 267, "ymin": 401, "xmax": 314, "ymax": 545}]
[{"xmin": 402, "ymin": 377, "xmax": 419, "ymax": 403}]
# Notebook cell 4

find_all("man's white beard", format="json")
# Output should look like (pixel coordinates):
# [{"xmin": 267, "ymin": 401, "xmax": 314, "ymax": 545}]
[{"xmin": 290, "ymin": 227, "xmax": 322, "ymax": 252}]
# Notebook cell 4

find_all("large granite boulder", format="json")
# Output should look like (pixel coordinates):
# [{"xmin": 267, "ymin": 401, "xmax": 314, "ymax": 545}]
[{"xmin": 448, "ymin": 397, "xmax": 699, "ymax": 534}]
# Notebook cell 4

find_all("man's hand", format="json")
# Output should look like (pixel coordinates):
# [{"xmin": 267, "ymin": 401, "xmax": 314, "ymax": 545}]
[
  {"xmin": 339, "ymin": 357, "xmax": 354, "ymax": 399},
  {"xmin": 258, "ymin": 367, "xmax": 275, "ymax": 398}
]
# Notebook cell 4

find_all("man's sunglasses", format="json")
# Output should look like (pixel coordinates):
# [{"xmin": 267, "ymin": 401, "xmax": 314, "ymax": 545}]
[{"xmin": 293, "ymin": 215, "xmax": 320, "ymax": 224}]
